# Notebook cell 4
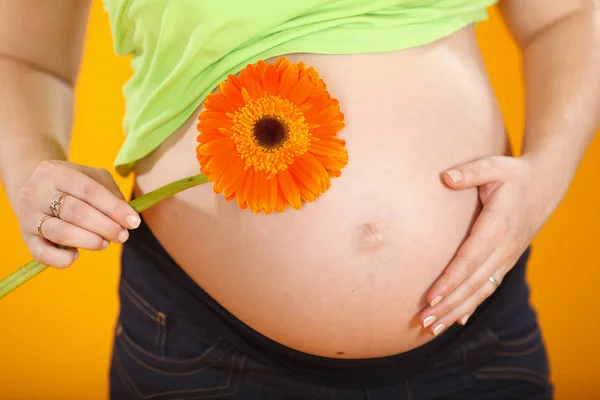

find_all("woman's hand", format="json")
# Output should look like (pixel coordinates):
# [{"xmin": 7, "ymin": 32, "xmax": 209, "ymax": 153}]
[
  {"xmin": 17, "ymin": 160, "xmax": 140, "ymax": 269},
  {"xmin": 418, "ymin": 155, "xmax": 561, "ymax": 336}
]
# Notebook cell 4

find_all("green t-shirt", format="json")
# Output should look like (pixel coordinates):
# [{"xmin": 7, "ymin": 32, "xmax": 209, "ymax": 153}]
[{"xmin": 103, "ymin": 0, "xmax": 497, "ymax": 176}]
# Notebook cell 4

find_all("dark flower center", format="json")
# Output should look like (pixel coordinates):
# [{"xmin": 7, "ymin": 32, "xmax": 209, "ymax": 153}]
[{"xmin": 253, "ymin": 116, "xmax": 289, "ymax": 150}]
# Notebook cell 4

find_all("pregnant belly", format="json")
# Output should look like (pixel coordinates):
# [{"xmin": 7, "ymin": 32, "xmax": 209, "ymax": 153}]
[{"xmin": 133, "ymin": 26, "xmax": 509, "ymax": 358}]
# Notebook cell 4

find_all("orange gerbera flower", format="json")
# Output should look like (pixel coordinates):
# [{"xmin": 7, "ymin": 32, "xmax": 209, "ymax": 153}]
[{"xmin": 196, "ymin": 57, "xmax": 347, "ymax": 214}]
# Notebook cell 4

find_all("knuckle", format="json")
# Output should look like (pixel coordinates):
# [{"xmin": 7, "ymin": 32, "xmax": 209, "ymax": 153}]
[
  {"xmin": 456, "ymin": 253, "xmax": 478, "ymax": 274},
  {"xmin": 82, "ymin": 183, "xmax": 99, "ymax": 199},
  {"xmin": 18, "ymin": 184, "xmax": 36, "ymax": 204},
  {"xmin": 478, "ymin": 286, "xmax": 493, "ymax": 303},
  {"xmin": 69, "ymin": 202, "xmax": 87, "ymax": 224},
  {"xmin": 34, "ymin": 160, "xmax": 58, "ymax": 177},
  {"xmin": 49, "ymin": 225, "xmax": 68, "ymax": 244}
]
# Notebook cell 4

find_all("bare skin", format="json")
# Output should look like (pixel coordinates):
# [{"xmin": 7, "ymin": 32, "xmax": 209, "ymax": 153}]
[
  {"xmin": 1, "ymin": 0, "xmax": 598, "ymax": 360},
  {"xmin": 134, "ymin": 28, "xmax": 508, "ymax": 357}
]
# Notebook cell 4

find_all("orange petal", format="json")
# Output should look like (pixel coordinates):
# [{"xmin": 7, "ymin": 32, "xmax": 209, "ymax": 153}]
[
  {"xmin": 204, "ymin": 93, "xmax": 236, "ymax": 113},
  {"xmin": 306, "ymin": 93, "xmax": 331, "ymax": 109},
  {"xmin": 299, "ymin": 153, "xmax": 330, "ymax": 184},
  {"xmin": 308, "ymin": 140, "xmax": 347, "ymax": 157},
  {"xmin": 246, "ymin": 79, "xmax": 265, "ymax": 99},
  {"xmin": 198, "ymin": 111, "xmax": 231, "ymax": 122},
  {"xmin": 298, "ymin": 182, "xmax": 316, "ymax": 202},
  {"xmin": 275, "ymin": 188, "xmax": 287, "ymax": 212},
  {"xmin": 310, "ymin": 153, "xmax": 342, "ymax": 171},
  {"xmin": 304, "ymin": 105, "xmax": 341, "ymax": 122},
  {"xmin": 219, "ymin": 158, "xmax": 245, "ymax": 197},
  {"xmin": 219, "ymin": 81, "xmax": 245, "ymax": 108},
  {"xmin": 278, "ymin": 63, "xmax": 299, "ymax": 98},
  {"xmin": 289, "ymin": 161, "xmax": 320, "ymax": 195},
  {"xmin": 288, "ymin": 75, "xmax": 315, "ymax": 105},
  {"xmin": 236, "ymin": 168, "xmax": 253, "ymax": 208},
  {"xmin": 299, "ymin": 66, "xmax": 319, "ymax": 81},
  {"xmin": 261, "ymin": 64, "xmax": 279, "ymax": 96},
  {"xmin": 224, "ymin": 192, "xmax": 236, "ymax": 201},
  {"xmin": 255, "ymin": 60, "xmax": 267, "ymax": 76},
  {"xmin": 227, "ymin": 74, "xmax": 242, "ymax": 90},
  {"xmin": 197, "ymin": 138, "xmax": 234, "ymax": 156},
  {"xmin": 197, "ymin": 118, "xmax": 233, "ymax": 132},
  {"xmin": 203, "ymin": 151, "xmax": 236, "ymax": 179},
  {"xmin": 275, "ymin": 57, "xmax": 290, "ymax": 73},
  {"xmin": 196, "ymin": 130, "xmax": 224, "ymax": 144},
  {"xmin": 264, "ymin": 176, "xmax": 278, "ymax": 214},
  {"xmin": 277, "ymin": 170, "xmax": 302, "ymax": 209},
  {"xmin": 311, "ymin": 121, "xmax": 345, "ymax": 137},
  {"xmin": 241, "ymin": 87, "xmax": 251, "ymax": 103},
  {"xmin": 256, "ymin": 170, "xmax": 267, "ymax": 213}
]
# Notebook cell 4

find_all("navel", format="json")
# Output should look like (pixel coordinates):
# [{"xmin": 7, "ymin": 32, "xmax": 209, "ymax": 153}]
[{"xmin": 358, "ymin": 222, "xmax": 385, "ymax": 251}]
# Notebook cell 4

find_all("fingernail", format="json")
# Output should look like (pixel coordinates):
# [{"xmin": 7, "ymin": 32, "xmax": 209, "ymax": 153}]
[
  {"xmin": 446, "ymin": 169, "xmax": 462, "ymax": 182},
  {"xmin": 460, "ymin": 314, "xmax": 470, "ymax": 325},
  {"xmin": 433, "ymin": 323, "xmax": 446, "ymax": 336},
  {"xmin": 74, "ymin": 252, "xmax": 80, "ymax": 260},
  {"xmin": 423, "ymin": 315, "xmax": 437, "ymax": 328},
  {"xmin": 126, "ymin": 215, "xmax": 141, "ymax": 229},
  {"xmin": 117, "ymin": 230, "xmax": 129, "ymax": 243},
  {"xmin": 430, "ymin": 295, "xmax": 443, "ymax": 307},
  {"xmin": 102, "ymin": 240, "xmax": 110, "ymax": 249}
]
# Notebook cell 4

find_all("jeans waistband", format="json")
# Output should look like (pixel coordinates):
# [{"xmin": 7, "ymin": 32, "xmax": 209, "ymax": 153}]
[{"xmin": 120, "ymin": 215, "xmax": 533, "ymax": 388}]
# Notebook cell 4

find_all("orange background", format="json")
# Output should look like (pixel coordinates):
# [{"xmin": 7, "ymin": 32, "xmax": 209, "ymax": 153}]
[{"xmin": 1, "ymin": 3, "xmax": 599, "ymax": 399}]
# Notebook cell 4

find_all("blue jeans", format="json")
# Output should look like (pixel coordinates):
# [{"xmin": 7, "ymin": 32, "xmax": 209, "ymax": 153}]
[{"xmin": 109, "ymin": 218, "xmax": 553, "ymax": 399}]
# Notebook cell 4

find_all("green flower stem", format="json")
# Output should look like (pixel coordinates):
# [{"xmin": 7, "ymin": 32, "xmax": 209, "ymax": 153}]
[{"xmin": 0, "ymin": 174, "xmax": 208, "ymax": 300}]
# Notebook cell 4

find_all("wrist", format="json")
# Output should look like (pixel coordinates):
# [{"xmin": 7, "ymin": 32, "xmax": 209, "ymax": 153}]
[{"xmin": 519, "ymin": 151, "xmax": 572, "ymax": 227}]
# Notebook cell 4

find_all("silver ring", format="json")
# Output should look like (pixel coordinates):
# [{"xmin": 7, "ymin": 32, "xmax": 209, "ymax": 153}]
[
  {"xmin": 488, "ymin": 276, "xmax": 499, "ymax": 287},
  {"xmin": 50, "ymin": 192, "xmax": 67, "ymax": 218}
]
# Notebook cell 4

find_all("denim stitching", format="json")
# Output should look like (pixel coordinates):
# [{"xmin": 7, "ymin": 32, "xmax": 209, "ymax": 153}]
[
  {"xmin": 158, "ymin": 313, "xmax": 167, "ymax": 356},
  {"xmin": 113, "ymin": 343, "xmax": 243, "ymax": 399},
  {"xmin": 487, "ymin": 327, "xmax": 540, "ymax": 346},
  {"xmin": 120, "ymin": 280, "xmax": 162, "ymax": 322},
  {"xmin": 492, "ymin": 341, "xmax": 543, "ymax": 357},
  {"xmin": 178, "ymin": 352, "xmax": 247, "ymax": 400},
  {"xmin": 119, "ymin": 322, "xmax": 223, "ymax": 365},
  {"xmin": 117, "ymin": 331, "xmax": 230, "ymax": 375},
  {"xmin": 114, "ymin": 351, "xmax": 146, "ymax": 399},
  {"xmin": 477, "ymin": 366, "xmax": 549, "ymax": 384},
  {"xmin": 475, "ymin": 371, "xmax": 550, "ymax": 388}
]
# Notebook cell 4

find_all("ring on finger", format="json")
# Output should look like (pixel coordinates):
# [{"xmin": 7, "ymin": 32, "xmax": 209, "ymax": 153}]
[
  {"xmin": 37, "ymin": 215, "xmax": 54, "ymax": 241},
  {"xmin": 50, "ymin": 192, "xmax": 68, "ymax": 218},
  {"xmin": 488, "ymin": 276, "xmax": 499, "ymax": 287}
]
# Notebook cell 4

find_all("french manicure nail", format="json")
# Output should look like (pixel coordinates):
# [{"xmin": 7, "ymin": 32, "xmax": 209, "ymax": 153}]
[
  {"xmin": 102, "ymin": 240, "xmax": 110, "ymax": 249},
  {"xmin": 430, "ymin": 295, "xmax": 443, "ymax": 307},
  {"xmin": 126, "ymin": 215, "xmax": 141, "ymax": 229},
  {"xmin": 433, "ymin": 323, "xmax": 446, "ymax": 336},
  {"xmin": 423, "ymin": 315, "xmax": 437, "ymax": 328},
  {"xmin": 117, "ymin": 230, "xmax": 129, "ymax": 243},
  {"xmin": 74, "ymin": 252, "xmax": 80, "ymax": 260},
  {"xmin": 460, "ymin": 314, "xmax": 470, "ymax": 325},
  {"xmin": 446, "ymin": 169, "xmax": 462, "ymax": 182}
]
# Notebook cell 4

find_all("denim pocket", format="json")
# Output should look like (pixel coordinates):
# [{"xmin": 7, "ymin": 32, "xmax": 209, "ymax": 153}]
[
  {"xmin": 464, "ymin": 323, "xmax": 552, "ymax": 389},
  {"xmin": 111, "ymin": 279, "xmax": 245, "ymax": 399}
]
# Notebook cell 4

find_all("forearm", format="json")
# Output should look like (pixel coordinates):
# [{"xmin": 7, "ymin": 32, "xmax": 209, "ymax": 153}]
[
  {"xmin": 0, "ymin": 57, "xmax": 75, "ymax": 211},
  {"xmin": 520, "ymin": 6, "xmax": 600, "ymax": 197}
]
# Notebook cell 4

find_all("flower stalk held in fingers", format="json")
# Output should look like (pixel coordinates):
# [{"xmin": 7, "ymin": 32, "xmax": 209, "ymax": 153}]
[{"xmin": 0, "ymin": 57, "xmax": 347, "ymax": 299}]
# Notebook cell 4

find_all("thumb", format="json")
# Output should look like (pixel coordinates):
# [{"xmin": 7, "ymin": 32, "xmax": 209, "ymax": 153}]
[{"xmin": 442, "ymin": 157, "xmax": 505, "ymax": 189}]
